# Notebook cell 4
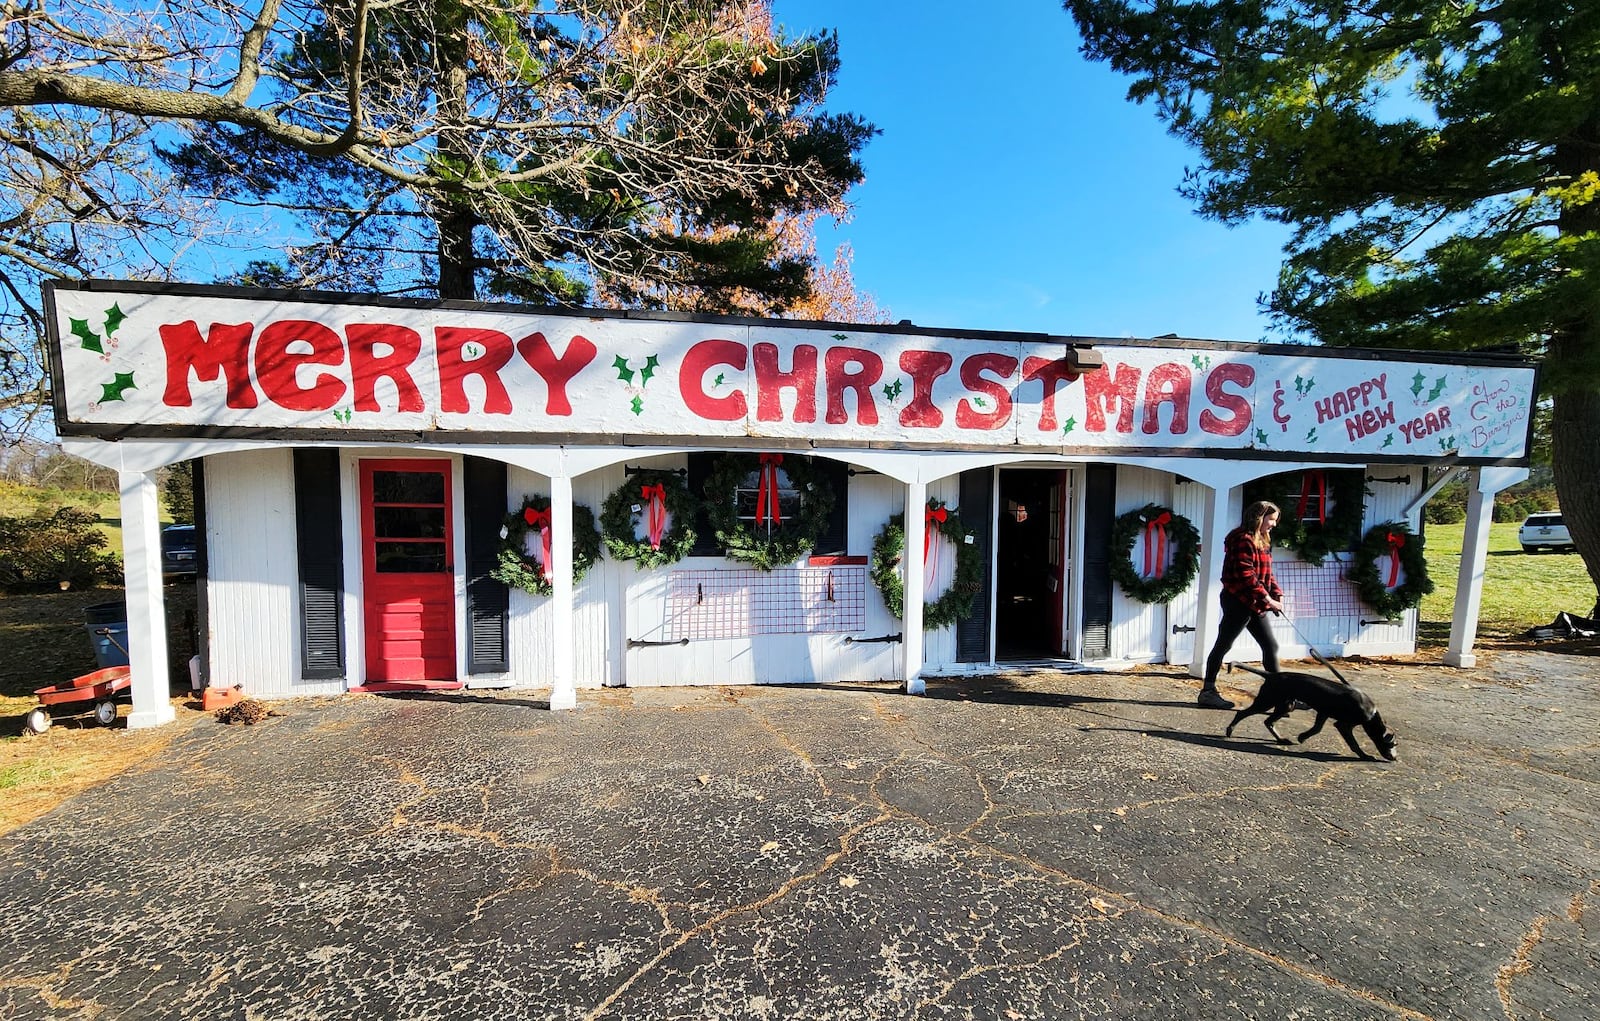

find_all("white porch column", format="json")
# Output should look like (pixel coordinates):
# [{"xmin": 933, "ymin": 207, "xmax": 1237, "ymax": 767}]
[
  {"xmin": 1188, "ymin": 482, "xmax": 1238, "ymax": 679},
  {"xmin": 1444, "ymin": 465, "xmax": 1529, "ymax": 668},
  {"xmin": 549, "ymin": 472, "xmax": 577, "ymax": 710},
  {"xmin": 902, "ymin": 480, "xmax": 928, "ymax": 694},
  {"xmin": 119, "ymin": 469, "xmax": 175, "ymax": 728}
]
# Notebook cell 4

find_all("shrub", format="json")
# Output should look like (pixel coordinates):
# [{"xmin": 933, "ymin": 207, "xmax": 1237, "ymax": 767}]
[{"xmin": 0, "ymin": 507, "xmax": 122, "ymax": 589}]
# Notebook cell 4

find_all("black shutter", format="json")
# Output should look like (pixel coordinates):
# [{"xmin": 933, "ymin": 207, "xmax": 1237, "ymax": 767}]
[
  {"xmin": 1080, "ymin": 464, "xmax": 1116, "ymax": 659},
  {"xmin": 812, "ymin": 457, "xmax": 850, "ymax": 556},
  {"xmin": 955, "ymin": 467, "xmax": 994, "ymax": 662},
  {"xmin": 685, "ymin": 452, "xmax": 720, "ymax": 556},
  {"xmin": 293, "ymin": 449, "xmax": 345, "ymax": 680},
  {"xmin": 464, "ymin": 456, "xmax": 510, "ymax": 674}
]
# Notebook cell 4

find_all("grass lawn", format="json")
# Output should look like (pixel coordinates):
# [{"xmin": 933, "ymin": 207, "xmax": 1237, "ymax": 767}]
[{"xmin": 1417, "ymin": 522, "xmax": 1596, "ymax": 642}]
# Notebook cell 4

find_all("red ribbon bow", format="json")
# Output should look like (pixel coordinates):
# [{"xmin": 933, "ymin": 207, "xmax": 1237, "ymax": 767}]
[
  {"xmin": 1385, "ymin": 531, "xmax": 1405, "ymax": 588},
  {"xmin": 1144, "ymin": 511, "xmax": 1172, "ymax": 579},
  {"xmin": 640, "ymin": 483, "xmax": 667, "ymax": 550},
  {"xmin": 1298, "ymin": 469, "xmax": 1327, "ymax": 524},
  {"xmin": 924, "ymin": 504, "xmax": 948, "ymax": 561},
  {"xmin": 524, "ymin": 507, "xmax": 552, "ymax": 581},
  {"xmin": 755, "ymin": 453, "xmax": 785, "ymax": 528}
]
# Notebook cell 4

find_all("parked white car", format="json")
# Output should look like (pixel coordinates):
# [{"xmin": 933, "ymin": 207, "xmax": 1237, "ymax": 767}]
[{"xmin": 1518, "ymin": 512, "xmax": 1574, "ymax": 553}]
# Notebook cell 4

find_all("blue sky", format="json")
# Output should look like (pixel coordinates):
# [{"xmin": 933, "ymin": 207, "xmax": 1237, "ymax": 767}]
[{"xmin": 786, "ymin": 1, "xmax": 1296, "ymax": 343}]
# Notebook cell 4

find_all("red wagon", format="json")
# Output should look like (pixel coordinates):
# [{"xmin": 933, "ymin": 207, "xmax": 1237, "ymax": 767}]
[{"xmin": 24, "ymin": 665, "xmax": 132, "ymax": 735}]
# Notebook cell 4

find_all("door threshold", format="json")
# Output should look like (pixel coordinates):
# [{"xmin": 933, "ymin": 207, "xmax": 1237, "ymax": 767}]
[
  {"xmin": 993, "ymin": 657, "xmax": 1100, "ymax": 674},
  {"xmin": 351, "ymin": 680, "xmax": 466, "ymax": 694}
]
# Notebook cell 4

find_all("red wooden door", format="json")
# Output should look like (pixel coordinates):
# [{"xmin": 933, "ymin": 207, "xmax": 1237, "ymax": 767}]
[{"xmin": 360, "ymin": 459, "xmax": 456, "ymax": 682}]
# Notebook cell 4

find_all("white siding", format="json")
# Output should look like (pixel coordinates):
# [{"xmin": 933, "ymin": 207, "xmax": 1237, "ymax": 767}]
[
  {"xmin": 1107, "ymin": 465, "xmax": 1171, "ymax": 663},
  {"xmin": 1165, "ymin": 476, "xmax": 1208, "ymax": 664},
  {"xmin": 204, "ymin": 449, "xmax": 330, "ymax": 697},
  {"xmin": 617, "ymin": 453, "xmax": 906, "ymax": 687}
]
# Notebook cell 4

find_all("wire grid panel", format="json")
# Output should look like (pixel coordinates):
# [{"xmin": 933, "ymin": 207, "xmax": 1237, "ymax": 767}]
[
  {"xmin": 1275, "ymin": 557, "xmax": 1365, "ymax": 619},
  {"xmin": 663, "ymin": 566, "xmax": 867, "ymax": 640}
]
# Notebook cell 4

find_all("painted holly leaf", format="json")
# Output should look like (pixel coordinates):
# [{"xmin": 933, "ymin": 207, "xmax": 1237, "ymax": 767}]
[
  {"xmin": 103, "ymin": 303, "xmax": 128, "ymax": 336},
  {"xmin": 1382, "ymin": 433, "xmax": 1395, "ymax": 448},
  {"xmin": 881, "ymin": 378, "xmax": 903, "ymax": 403},
  {"xmin": 1411, "ymin": 371, "xmax": 1426, "ymax": 398},
  {"xmin": 1190, "ymin": 354, "xmax": 1210, "ymax": 371},
  {"xmin": 713, "ymin": 373, "xmax": 725, "ymax": 388},
  {"xmin": 100, "ymin": 371, "xmax": 136, "ymax": 402},
  {"xmin": 630, "ymin": 396, "xmax": 644, "ymax": 416},
  {"xmin": 831, "ymin": 333, "xmax": 848, "ymax": 341},
  {"xmin": 613, "ymin": 355, "xmax": 634, "ymax": 384},
  {"xmin": 1306, "ymin": 427, "xmax": 1319, "ymax": 444},
  {"xmin": 972, "ymin": 396, "xmax": 988, "ymax": 408},
  {"xmin": 71, "ymin": 318, "xmax": 103, "ymax": 353},
  {"xmin": 1254, "ymin": 428, "xmax": 1269, "ymax": 445},
  {"xmin": 464, "ymin": 343, "xmax": 483, "ymax": 359},
  {"xmin": 1062, "ymin": 416, "xmax": 1077, "ymax": 435},
  {"xmin": 1440, "ymin": 435, "xmax": 1457, "ymax": 452},
  {"xmin": 639, "ymin": 354, "xmax": 660, "ymax": 385},
  {"xmin": 1427, "ymin": 376, "xmax": 1447, "ymax": 402}
]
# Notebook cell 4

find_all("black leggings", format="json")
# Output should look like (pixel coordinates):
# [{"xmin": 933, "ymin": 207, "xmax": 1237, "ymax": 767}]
[{"xmin": 1203, "ymin": 591, "xmax": 1280, "ymax": 686}]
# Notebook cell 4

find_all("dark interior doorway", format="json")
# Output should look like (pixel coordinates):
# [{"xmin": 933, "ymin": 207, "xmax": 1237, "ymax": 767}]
[{"xmin": 996, "ymin": 469, "xmax": 1062, "ymax": 660}]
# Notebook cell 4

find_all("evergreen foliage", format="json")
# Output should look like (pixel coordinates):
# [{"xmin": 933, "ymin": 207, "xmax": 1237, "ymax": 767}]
[{"xmin": 1068, "ymin": 0, "xmax": 1600, "ymax": 610}]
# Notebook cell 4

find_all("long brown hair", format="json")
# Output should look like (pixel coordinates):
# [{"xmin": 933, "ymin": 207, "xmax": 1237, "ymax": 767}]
[{"xmin": 1241, "ymin": 500, "xmax": 1280, "ymax": 550}]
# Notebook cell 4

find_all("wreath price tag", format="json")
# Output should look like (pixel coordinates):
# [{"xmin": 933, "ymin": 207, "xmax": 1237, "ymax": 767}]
[
  {"xmin": 490, "ymin": 495, "xmax": 603, "ymax": 597},
  {"xmin": 869, "ymin": 499, "xmax": 983, "ymax": 630},
  {"xmin": 1347, "ymin": 521, "xmax": 1433, "ymax": 618},
  {"xmin": 601, "ymin": 469, "xmax": 699, "ymax": 569},
  {"xmin": 1110, "ymin": 503, "xmax": 1201, "ymax": 604}
]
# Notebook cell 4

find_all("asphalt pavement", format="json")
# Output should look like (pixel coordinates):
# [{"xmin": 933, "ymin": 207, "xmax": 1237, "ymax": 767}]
[{"xmin": 1, "ymin": 648, "xmax": 1596, "ymax": 1020}]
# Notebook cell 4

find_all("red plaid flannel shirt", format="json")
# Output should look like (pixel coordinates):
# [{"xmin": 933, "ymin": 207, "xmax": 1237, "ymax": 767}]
[{"xmin": 1220, "ymin": 526, "xmax": 1282, "ymax": 614}]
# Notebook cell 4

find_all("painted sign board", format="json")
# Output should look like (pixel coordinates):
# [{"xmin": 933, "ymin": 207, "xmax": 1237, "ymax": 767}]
[{"xmin": 47, "ymin": 283, "xmax": 1538, "ymax": 463}]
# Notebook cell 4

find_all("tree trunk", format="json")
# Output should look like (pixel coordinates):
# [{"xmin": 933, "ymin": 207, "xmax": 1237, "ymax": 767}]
[
  {"xmin": 437, "ymin": 207, "xmax": 476, "ymax": 302},
  {"xmin": 1550, "ymin": 382, "xmax": 1600, "ymax": 618},
  {"xmin": 433, "ymin": 0, "xmax": 475, "ymax": 302},
  {"xmin": 1552, "ymin": 113, "xmax": 1600, "ymax": 618}
]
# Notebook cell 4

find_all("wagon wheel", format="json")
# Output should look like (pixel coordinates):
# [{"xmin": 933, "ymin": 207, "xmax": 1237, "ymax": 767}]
[
  {"xmin": 94, "ymin": 700, "xmax": 118, "ymax": 726},
  {"xmin": 24, "ymin": 708, "xmax": 52, "ymax": 735}
]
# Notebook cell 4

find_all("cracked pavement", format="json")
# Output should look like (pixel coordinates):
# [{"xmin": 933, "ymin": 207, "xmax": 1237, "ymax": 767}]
[{"xmin": 1, "ymin": 649, "xmax": 1596, "ymax": 1020}]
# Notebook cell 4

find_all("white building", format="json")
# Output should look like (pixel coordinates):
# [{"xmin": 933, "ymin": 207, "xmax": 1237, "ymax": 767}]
[{"xmin": 47, "ymin": 282, "xmax": 1538, "ymax": 728}]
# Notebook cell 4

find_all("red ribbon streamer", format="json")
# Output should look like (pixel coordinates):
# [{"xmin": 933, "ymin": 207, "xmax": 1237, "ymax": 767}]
[
  {"xmin": 1143, "ymin": 511, "xmax": 1171, "ymax": 579},
  {"xmin": 924, "ymin": 504, "xmax": 948, "ymax": 562},
  {"xmin": 1297, "ymin": 469, "xmax": 1327, "ymax": 524},
  {"xmin": 755, "ymin": 453, "xmax": 784, "ymax": 527},
  {"xmin": 1385, "ymin": 531, "xmax": 1404, "ymax": 588},
  {"xmin": 524, "ymin": 507, "xmax": 553, "ymax": 581},
  {"xmin": 640, "ymin": 483, "xmax": 667, "ymax": 550}
]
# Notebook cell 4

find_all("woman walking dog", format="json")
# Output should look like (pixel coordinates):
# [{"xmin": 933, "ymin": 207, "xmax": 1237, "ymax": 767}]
[{"xmin": 1198, "ymin": 501, "xmax": 1285, "ymax": 709}]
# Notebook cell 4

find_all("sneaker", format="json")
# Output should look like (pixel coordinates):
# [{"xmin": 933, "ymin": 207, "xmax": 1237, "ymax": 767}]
[{"xmin": 1197, "ymin": 688, "xmax": 1234, "ymax": 710}]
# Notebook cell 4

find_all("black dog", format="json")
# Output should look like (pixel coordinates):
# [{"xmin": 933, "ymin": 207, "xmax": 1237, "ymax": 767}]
[{"xmin": 1223, "ymin": 664, "xmax": 1399, "ymax": 762}]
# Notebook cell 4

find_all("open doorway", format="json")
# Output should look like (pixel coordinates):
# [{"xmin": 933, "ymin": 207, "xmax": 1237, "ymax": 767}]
[{"xmin": 995, "ymin": 468, "xmax": 1069, "ymax": 660}]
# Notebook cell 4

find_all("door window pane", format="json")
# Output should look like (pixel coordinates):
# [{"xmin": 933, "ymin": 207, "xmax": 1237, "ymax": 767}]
[
  {"xmin": 374, "ymin": 540, "xmax": 447, "ymax": 573},
  {"xmin": 374, "ymin": 505, "xmax": 446, "ymax": 539},
  {"xmin": 372, "ymin": 470, "xmax": 445, "ymax": 505}
]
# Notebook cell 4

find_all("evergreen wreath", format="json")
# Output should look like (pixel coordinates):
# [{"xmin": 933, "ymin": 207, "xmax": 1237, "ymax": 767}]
[
  {"xmin": 869, "ymin": 499, "xmax": 984, "ymax": 630},
  {"xmin": 1244, "ymin": 468, "xmax": 1367, "ymax": 564},
  {"xmin": 1109, "ymin": 503, "xmax": 1202, "ymax": 604},
  {"xmin": 702, "ymin": 452, "xmax": 835, "ymax": 571},
  {"xmin": 490, "ymin": 495, "xmax": 603, "ymax": 597},
  {"xmin": 600, "ymin": 469, "xmax": 699, "ymax": 569},
  {"xmin": 1347, "ymin": 521, "xmax": 1434, "ymax": 618}
]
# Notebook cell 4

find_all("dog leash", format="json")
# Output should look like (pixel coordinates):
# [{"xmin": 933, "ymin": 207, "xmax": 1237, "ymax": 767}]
[{"xmin": 1274, "ymin": 610, "xmax": 1352, "ymax": 686}]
